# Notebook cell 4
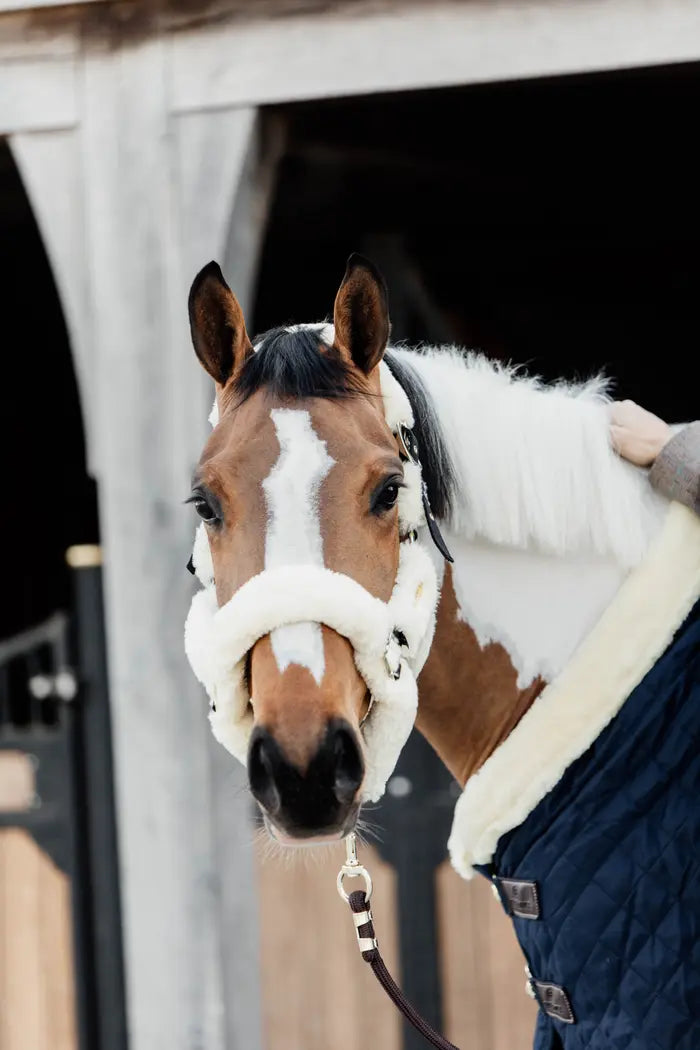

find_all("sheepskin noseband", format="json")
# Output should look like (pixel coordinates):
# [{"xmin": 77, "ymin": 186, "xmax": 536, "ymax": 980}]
[{"xmin": 184, "ymin": 359, "xmax": 442, "ymax": 803}]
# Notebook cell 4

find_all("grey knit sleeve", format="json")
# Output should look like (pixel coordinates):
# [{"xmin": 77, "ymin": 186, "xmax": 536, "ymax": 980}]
[{"xmin": 649, "ymin": 421, "xmax": 700, "ymax": 515}]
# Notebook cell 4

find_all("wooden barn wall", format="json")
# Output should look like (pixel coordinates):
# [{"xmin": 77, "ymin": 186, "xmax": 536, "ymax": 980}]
[
  {"xmin": 255, "ymin": 843, "xmax": 537, "ymax": 1050},
  {"xmin": 0, "ymin": 829, "xmax": 78, "ymax": 1050}
]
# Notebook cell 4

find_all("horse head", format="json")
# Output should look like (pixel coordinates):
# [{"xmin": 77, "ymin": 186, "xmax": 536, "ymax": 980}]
[{"xmin": 185, "ymin": 255, "xmax": 440, "ymax": 843}]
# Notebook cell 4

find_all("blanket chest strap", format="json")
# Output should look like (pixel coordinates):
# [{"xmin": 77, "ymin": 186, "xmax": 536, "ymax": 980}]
[
  {"xmin": 492, "ymin": 875, "xmax": 541, "ymax": 919},
  {"xmin": 528, "ymin": 973, "xmax": 576, "ymax": 1025}
]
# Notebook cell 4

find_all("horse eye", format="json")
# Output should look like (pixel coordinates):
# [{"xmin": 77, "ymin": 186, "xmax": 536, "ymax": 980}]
[
  {"xmin": 373, "ymin": 481, "xmax": 401, "ymax": 514},
  {"xmin": 193, "ymin": 497, "xmax": 217, "ymax": 523}
]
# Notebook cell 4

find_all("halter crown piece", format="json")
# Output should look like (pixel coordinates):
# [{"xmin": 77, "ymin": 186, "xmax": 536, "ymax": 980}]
[{"xmin": 184, "ymin": 356, "xmax": 445, "ymax": 802}]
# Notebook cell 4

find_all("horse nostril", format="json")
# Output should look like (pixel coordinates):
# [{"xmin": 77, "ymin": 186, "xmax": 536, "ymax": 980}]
[
  {"xmin": 331, "ymin": 724, "xmax": 364, "ymax": 805},
  {"xmin": 248, "ymin": 721, "xmax": 362, "ymax": 834},
  {"xmin": 248, "ymin": 730, "xmax": 281, "ymax": 816}
]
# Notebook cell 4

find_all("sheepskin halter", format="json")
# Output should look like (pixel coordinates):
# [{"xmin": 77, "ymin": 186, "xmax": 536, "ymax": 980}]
[{"xmin": 184, "ymin": 359, "xmax": 447, "ymax": 803}]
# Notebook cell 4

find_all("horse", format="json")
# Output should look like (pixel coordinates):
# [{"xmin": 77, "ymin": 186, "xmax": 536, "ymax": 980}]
[{"xmin": 184, "ymin": 255, "xmax": 700, "ymax": 1049}]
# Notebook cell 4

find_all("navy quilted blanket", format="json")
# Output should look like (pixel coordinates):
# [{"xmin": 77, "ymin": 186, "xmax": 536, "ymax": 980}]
[{"xmin": 479, "ymin": 597, "xmax": 700, "ymax": 1049}]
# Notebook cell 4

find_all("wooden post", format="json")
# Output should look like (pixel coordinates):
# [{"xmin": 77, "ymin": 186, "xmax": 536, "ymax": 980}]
[
  {"xmin": 78, "ymin": 40, "xmax": 267, "ymax": 1050},
  {"xmin": 10, "ymin": 30, "xmax": 274, "ymax": 1043}
]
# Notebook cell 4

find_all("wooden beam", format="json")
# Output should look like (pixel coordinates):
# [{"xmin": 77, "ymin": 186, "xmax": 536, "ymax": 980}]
[
  {"xmin": 77, "ymin": 42, "xmax": 266, "ymax": 1049},
  {"xmin": 174, "ymin": 106, "xmax": 271, "ymax": 1050},
  {"xmin": 0, "ymin": 0, "xmax": 99, "ymax": 11},
  {"xmin": 0, "ymin": 56, "xmax": 76, "ymax": 134},
  {"xmin": 169, "ymin": 0, "xmax": 700, "ymax": 113},
  {"xmin": 222, "ymin": 113, "xmax": 286, "ymax": 318},
  {"xmin": 175, "ymin": 107, "xmax": 258, "ymax": 278},
  {"xmin": 79, "ymin": 40, "xmax": 261, "ymax": 1050},
  {"xmin": 0, "ymin": 9, "xmax": 79, "ymax": 59}
]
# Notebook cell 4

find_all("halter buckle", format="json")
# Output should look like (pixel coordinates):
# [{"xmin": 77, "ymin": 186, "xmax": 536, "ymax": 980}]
[
  {"xmin": 384, "ymin": 629, "xmax": 408, "ymax": 681},
  {"xmin": 396, "ymin": 423, "xmax": 420, "ymax": 465}
]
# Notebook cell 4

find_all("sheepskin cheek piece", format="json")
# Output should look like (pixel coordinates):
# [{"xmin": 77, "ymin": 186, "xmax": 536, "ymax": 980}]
[{"xmin": 183, "ymin": 360, "xmax": 441, "ymax": 803}]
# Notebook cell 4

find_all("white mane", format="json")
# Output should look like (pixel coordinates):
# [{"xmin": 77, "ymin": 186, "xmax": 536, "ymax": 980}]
[{"xmin": 397, "ymin": 348, "xmax": 668, "ymax": 568}]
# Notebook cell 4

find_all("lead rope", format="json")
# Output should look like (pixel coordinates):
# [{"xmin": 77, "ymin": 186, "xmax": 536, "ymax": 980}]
[{"xmin": 337, "ymin": 834, "xmax": 461, "ymax": 1050}]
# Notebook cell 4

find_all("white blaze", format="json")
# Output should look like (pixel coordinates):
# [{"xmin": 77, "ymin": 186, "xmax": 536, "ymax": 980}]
[{"xmin": 262, "ymin": 409, "xmax": 335, "ymax": 683}]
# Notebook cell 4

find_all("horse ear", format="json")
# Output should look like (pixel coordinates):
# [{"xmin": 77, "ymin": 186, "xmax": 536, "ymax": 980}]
[
  {"xmin": 188, "ymin": 261, "xmax": 253, "ymax": 385},
  {"xmin": 333, "ymin": 254, "xmax": 390, "ymax": 374}
]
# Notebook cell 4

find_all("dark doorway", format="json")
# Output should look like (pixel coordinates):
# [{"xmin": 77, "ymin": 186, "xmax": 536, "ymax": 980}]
[
  {"xmin": 256, "ymin": 61, "xmax": 700, "ymax": 422},
  {"xmin": 0, "ymin": 140, "xmax": 99, "ymax": 643}
]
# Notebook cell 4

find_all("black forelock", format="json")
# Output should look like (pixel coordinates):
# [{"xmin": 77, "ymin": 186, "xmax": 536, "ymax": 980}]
[
  {"xmin": 384, "ymin": 350, "xmax": 456, "ymax": 523},
  {"xmin": 233, "ymin": 326, "xmax": 365, "ymax": 404},
  {"xmin": 230, "ymin": 324, "xmax": 455, "ymax": 524}
]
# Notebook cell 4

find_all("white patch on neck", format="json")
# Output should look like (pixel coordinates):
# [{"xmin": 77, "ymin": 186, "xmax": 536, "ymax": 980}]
[
  {"xmin": 446, "ymin": 530, "xmax": 625, "ymax": 688},
  {"xmin": 263, "ymin": 409, "xmax": 334, "ymax": 683}
]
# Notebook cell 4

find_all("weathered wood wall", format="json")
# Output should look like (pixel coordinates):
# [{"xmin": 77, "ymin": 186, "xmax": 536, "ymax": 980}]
[
  {"xmin": 437, "ymin": 865, "xmax": 537, "ymax": 1048},
  {"xmin": 0, "ymin": 828, "xmax": 77, "ymax": 1050},
  {"xmin": 256, "ymin": 843, "xmax": 537, "ymax": 1050}
]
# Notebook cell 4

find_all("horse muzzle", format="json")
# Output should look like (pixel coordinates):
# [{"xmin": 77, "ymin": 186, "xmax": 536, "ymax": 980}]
[{"xmin": 249, "ymin": 719, "xmax": 363, "ymax": 839}]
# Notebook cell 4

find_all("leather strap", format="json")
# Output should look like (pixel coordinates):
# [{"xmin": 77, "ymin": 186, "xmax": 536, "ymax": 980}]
[
  {"xmin": 396, "ymin": 422, "xmax": 453, "ymax": 563},
  {"xmin": 348, "ymin": 890, "xmax": 461, "ymax": 1050}
]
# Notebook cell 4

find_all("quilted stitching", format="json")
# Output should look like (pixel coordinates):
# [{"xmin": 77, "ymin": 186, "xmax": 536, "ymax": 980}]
[{"xmin": 478, "ymin": 598, "xmax": 700, "ymax": 1049}]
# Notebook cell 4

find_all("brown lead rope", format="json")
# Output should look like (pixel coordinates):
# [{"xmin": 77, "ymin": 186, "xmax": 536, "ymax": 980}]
[
  {"xmin": 338, "ymin": 834, "xmax": 461, "ymax": 1050},
  {"xmin": 346, "ymin": 889, "xmax": 461, "ymax": 1050}
]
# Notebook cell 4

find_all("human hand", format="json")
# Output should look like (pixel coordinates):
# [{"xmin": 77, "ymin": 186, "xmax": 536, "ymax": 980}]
[{"xmin": 609, "ymin": 400, "xmax": 672, "ymax": 466}]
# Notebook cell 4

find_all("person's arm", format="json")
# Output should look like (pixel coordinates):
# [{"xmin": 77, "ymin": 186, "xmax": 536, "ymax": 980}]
[
  {"xmin": 610, "ymin": 400, "xmax": 700, "ymax": 514},
  {"xmin": 649, "ymin": 423, "xmax": 700, "ymax": 514}
]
